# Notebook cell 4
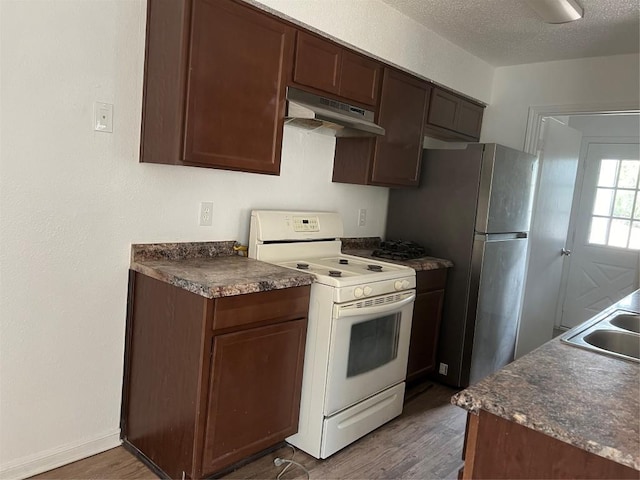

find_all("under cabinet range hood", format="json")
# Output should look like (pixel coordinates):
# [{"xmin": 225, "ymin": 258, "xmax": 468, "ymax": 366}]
[{"xmin": 285, "ymin": 87, "xmax": 385, "ymax": 137}]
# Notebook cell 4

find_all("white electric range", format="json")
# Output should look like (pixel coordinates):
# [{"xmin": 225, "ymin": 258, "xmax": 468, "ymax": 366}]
[{"xmin": 248, "ymin": 210, "xmax": 416, "ymax": 458}]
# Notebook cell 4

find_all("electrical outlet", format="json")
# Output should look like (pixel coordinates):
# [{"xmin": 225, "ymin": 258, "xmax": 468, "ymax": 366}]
[
  {"xmin": 438, "ymin": 362, "xmax": 448, "ymax": 375},
  {"xmin": 358, "ymin": 208, "xmax": 367, "ymax": 227},
  {"xmin": 199, "ymin": 202, "xmax": 213, "ymax": 226}
]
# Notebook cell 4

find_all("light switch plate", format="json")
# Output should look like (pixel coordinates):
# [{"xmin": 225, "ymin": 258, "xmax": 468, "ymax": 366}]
[{"xmin": 94, "ymin": 102, "xmax": 113, "ymax": 133}]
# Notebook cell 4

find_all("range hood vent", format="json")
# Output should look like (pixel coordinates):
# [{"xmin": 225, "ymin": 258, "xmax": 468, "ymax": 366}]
[{"xmin": 285, "ymin": 87, "xmax": 385, "ymax": 138}]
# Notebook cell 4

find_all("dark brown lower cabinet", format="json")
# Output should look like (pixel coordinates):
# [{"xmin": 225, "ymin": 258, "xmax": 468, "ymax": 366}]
[
  {"xmin": 121, "ymin": 271, "xmax": 309, "ymax": 479},
  {"xmin": 201, "ymin": 321, "xmax": 306, "ymax": 473},
  {"xmin": 406, "ymin": 268, "xmax": 447, "ymax": 382},
  {"xmin": 461, "ymin": 410, "xmax": 638, "ymax": 479}
]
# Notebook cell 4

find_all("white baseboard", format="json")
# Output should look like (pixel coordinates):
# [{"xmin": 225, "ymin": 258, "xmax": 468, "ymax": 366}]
[{"xmin": 0, "ymin": 430, "xmax": 121, "ymax": 480}]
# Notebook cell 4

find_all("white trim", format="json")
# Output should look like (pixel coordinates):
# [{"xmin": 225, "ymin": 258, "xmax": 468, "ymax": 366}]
[
  {"xmin": 523, "ymin": 102, "xmax": 640, "ymax": 154},
  {"xmin": 0, "ymin": 430, "xmax": 121, "ymax": 480}
]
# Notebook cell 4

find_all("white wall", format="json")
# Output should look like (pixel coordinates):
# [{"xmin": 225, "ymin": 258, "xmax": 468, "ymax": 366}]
[
  {"xmin": 0, "ymin": 0, "xmax": 494, "ymax": 477},
  {"xmin": 482, "ymin": 54, "xmax": 640, "ymax": 149}
]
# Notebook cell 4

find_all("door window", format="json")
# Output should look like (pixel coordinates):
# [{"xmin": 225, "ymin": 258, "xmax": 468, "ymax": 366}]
[
  {"xmin": 346, "ymin": 313, "xmax": 400, "ymax": 377},
  {"xmin": 589, "ymin": 158, "xmax": 640, "ymax": 249}
]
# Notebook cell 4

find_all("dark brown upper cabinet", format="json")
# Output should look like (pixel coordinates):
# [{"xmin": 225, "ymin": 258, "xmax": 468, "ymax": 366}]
[
  {"xmin": 333, "ymin": 68, "xmax": 430, "ymax": 187},
  {"xmin": 293, "ymin": 31, "xmax": 382, "ymax": 107},
  {"xmin": 424, "ymin": 86, "xmax": 485, "ymax": 141},
  {"xmin": 140, "ymin": 0, "xmax": 294, "ymax": 175}
]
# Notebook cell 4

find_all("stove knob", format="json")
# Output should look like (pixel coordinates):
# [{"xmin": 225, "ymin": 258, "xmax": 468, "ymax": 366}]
[
  {"xmin": 394, "ymin": 280, "xmax": 403, "ymax": 291},
  {"xmin": 354, "ymin": 287, "xmax": 364, "ymax": 298},
  {"xmin": 402, "ymin": 280, "xmax": 410, "ymax": 289},
  {"xmin": 364, "ymin": 286, "xmax": 373, "ymax": 296}
]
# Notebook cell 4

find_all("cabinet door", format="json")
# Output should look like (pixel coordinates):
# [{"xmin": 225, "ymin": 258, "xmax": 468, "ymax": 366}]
[
  {"xmin": 140, "ymin": 0, "xmax": 192, "ymax": 166},
  {"xmin": 426, "ymin": 86, "xmax": 484, "ymax": 141},
  {"xmin": 426, "ymin": 87, "xmax": 459, "ymax": 131},
  {"xmin": 293, "ymin": 31, "xmax": 341, "ymax": 96},
  {"xmin": 184, "ymin": 0, "xmax": 294, "ymax": 174},
  {"xmin": 201, "ymin": 319, "xmax": 306, "ymax": 475},
  {"xmin": 339, "ymin": 51, "xmax": 382, "ymax": 107},
  {"xmin": 370, "ymin": 69, "xmax": 430, "ymax": 187},
  {"xmin": 457, "ymin": 100, "xmax": 484, "ymax": 139},
  {"xmin": 406, "ymin": 289, "xmax": 445, "ymax": 381}
]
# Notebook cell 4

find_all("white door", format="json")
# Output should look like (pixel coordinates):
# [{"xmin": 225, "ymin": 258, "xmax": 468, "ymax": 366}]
[
  {"xmin": 516, "ymin": 119, "xmax": 582, "ymax": 358},
  {"xmin": 560, "ymin": 143, "xmax": 640, "ymax": 328}
]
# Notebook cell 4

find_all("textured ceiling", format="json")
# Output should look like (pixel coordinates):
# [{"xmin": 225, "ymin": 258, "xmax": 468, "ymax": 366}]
[{"xmin": 378, "ymin": 0, "xmax": 640, "ymax": 66}]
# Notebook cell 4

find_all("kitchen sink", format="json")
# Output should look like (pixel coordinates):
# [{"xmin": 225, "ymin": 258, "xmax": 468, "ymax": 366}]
[
  {"xmin": 609, "ymin": 313, "xmax": 640, "ymax": 333},
  {"xmin": 561, "ymin": 310, "xmax": 640, "ymax": 363}
]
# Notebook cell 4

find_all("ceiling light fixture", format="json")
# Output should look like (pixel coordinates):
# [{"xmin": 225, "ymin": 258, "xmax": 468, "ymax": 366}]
[{"xmin": 524, "ymin": 0, "xmax": 584, "ymax": 24}]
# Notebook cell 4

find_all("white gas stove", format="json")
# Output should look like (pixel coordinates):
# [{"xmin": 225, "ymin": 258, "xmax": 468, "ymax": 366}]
[
  {"xmin": 248, "ymin": 210, "xmax": 415, "ymax": 294},
  {"xmin": 249, "ymin": 210, "xmax": 416, "ymax": 459}
]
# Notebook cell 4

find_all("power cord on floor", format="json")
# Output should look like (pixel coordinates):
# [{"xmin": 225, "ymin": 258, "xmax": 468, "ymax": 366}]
[{"xmin": 273, "ymin": 444, "xmax": 310, "ymax": 480}]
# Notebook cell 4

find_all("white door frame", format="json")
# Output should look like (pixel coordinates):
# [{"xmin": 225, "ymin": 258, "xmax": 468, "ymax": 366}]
[
  {"xmin": 523, "ymin": 102, "xmax": 639, "ymax": 154},
  {"xmin": 522, "ymin": 102, "xmax": 640, "ymax": 332}
]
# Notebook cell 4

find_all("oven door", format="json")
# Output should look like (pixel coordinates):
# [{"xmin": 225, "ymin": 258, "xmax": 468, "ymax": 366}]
[{"xmin": 324, "ymin": 291, "xmax": 415, "ymax": 416}]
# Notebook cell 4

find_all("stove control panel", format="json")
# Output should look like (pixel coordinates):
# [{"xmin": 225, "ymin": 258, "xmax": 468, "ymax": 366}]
[
  {"xmin": 293, "ymin": 216, "xmax": 319, "ymax": 232},
  {"xmin": 334, "ymin": 276, "xmax": 416, "ymax": 304},
  {"xmin": 353, "ymin": 286, "xmax": 375, "ymax": 298},
  {"xmin": 394, "ymin": 280, "xmax": 411, "ymax": 291}
]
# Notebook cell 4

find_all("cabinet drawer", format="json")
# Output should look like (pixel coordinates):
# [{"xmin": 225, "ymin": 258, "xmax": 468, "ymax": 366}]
[
  {"xmin": 416, "ymin": 268, "xmax": 448, "ymax": 293},
  {"xmin": 212, "ymin": 286, "xmax": 311, "ymax": 332}
]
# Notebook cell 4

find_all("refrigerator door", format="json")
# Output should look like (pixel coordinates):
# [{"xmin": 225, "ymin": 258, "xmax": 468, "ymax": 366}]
[
  {"xmin": 467, "ymin": 233, "xmax": 528, "ymax": 385},
  {"xmin": 476, "ymin": 144, "xmax": 538, "ymax": 234}
]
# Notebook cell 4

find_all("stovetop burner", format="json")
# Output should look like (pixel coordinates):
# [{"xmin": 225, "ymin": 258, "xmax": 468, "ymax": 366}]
[
  {"xmin": 372, "ymin": 240, "xmax": 427, "ymax": 261},
  {"xmin": 367, "ymin": 264, "xmax": 383, "ymax": 272},
  {"xmin": 329, "ymin": 270, "xmax": 342, "ymax": 277},
  {"xmin": 297, "ymin": 263, "xmax": 310, "ymax": 270}
]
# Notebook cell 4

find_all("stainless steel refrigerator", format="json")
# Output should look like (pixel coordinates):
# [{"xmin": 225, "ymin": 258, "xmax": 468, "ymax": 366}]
[{"xmin": 386, "ymin": 143, "xmax": 538, "ymax": 387}]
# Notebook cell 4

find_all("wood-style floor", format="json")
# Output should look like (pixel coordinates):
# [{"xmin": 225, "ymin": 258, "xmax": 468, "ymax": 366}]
[{"xmin": 31, "ymin": 382, "xmax": 465, "ymax": 480}]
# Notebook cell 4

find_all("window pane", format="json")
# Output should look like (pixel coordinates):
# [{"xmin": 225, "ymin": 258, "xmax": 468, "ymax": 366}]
[
  {"xmin": 609, "ymin": 219, "xmax": 630, "ymax": 248},
  {"xmin": 593, "ymin": 188, "xmax": 614, "ymax": 216},
  {"xmin": 598, "ymin": 159, "xmax": 618, "ymax": 187},
  {"xmin": 613, "ymin": 190, "xmax": 635, "ymax": 218},
  {"xmin": 635, "ymin": 193, "xmax": 640, "ymax": 220},
  {"xmin": 617, "ymin": 160, "xmax": 640, "ymax": 188},
  {"xmin": 589, "ymin": 217, "xmax": 609, "ymax": 245},
  {"xmin": 629, "ymin": 222, "xmax": 640, "ymax": 250}
]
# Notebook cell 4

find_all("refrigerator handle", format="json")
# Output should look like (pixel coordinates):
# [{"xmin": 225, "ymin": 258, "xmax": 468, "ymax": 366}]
[{"xmin": 476, "ymin": 232, "xmax": 529, "ymax": 242}]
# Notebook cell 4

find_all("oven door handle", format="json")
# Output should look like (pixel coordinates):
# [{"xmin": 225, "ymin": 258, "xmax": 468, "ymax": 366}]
[{"xmin": 335, "ymin": 292, "xmax": 416, "ymax": 318}]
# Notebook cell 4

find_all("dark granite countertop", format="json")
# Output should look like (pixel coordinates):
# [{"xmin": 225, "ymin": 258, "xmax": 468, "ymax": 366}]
[
  {"xmin": 130, "ymin": 241, "xmax": 313, "ymax": 299},
  {"xmin": 340, "ymin": 237, "xmax": 453, "ymax": 271},
  {"xmin": 452, "ymin": 290, "xmax": 640, "ymax": 470}
]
